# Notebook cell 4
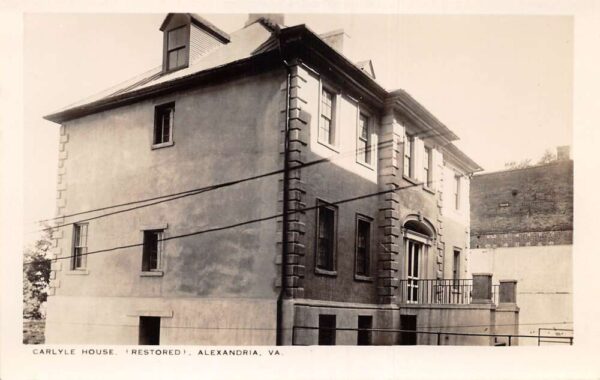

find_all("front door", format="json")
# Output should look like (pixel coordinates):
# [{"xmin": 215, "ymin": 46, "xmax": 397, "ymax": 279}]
[{"xmin": 406, "ymin": 240, "xmax": 421, "ymax": 303}]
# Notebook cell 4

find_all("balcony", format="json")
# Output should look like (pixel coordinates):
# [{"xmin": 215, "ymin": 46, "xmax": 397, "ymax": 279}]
[{"xmin": 398, "ymin": 276, "xmax": 510, "ymax": 305}]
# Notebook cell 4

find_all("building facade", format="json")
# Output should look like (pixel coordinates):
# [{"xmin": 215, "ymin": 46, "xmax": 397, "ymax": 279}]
[
  {"xmin": 469, "ymin": 149, "xmax": 573, "ymax": 344},
  {"xmin": 44, "ymin": 13, "xmax": 518, "ymax": 345}
]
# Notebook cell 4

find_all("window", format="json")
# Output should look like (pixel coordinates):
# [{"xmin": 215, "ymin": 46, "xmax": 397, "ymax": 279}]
[
  {"xmin": 139, "ymin": 317, "xmax": 160, "ymax": 345},
  {"xmin": 315, "ymin": 200, "xmax": 337, "ymax": 273},
  {"xmin": 355, "ymin": 216, "xmax": 371, "ymax": 277},
  {"xmin": 318, "ymin": 314, "xmax": 336, "ymax": 345},
  {"xmin": 154, "ymin": 103, "xmax": 174, "ymax": 146},
  {"xmin": 71, "ymin": 223, "xmax": 88, "ymax": 270},
  {"xmin": 357, "ymin": 113, "xmax": 371, "ymax": 164},
  {"xmin": 403, "ymin": 134, "xmax": 414, "ymax": 177},
  {"xmin": 319, "ymin": 88, "xmax": 336, "ymax": 145},
  {"xmin": 142, "ymin": 230, "xmax": 163, "ymax": 272},
  {"xmin": 454, "ymin": 174, "xmax": 461, "ymax": 210},
  {"xmin": 452, "ymin": 250, "xmax": 461, "ymax": 289},
  {"xmin": 406, "ymin": 240, "xmax": 422, "ymax": 303},
  {"xmin": 166, "ymin": 26, "xmax": 187, "ymax": 71},
  {"xmin": 424, "ymin": 147, "xmax": 432, "ymax": 187},
  {"xmin": 357, "ymin": 316, "xmax": 373, "ymax": 345}
]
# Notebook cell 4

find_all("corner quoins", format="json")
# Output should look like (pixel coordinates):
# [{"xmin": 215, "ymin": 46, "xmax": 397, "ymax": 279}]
[
  {"xmin": 276, "ymin": 64, "xmax": 308, "ymax": 299},
  {"xmin": 50, "ymin": 125, "xmax": 70, "ymax": 292},
  {"xmin": 377, "ymin": 117, "xmax": 402, "ymax": 305}
]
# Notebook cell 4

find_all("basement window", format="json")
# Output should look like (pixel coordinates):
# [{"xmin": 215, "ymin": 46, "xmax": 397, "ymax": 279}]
[
  {"xmin": 357, "ymin": 315, "xmax": 373, "ymax": 345},
  {"xmin": 139, "ymin": 317, "xmax": 160, "ymax": 345},
  {"xmin": 318, "ymin": 314, "xmax": 336, "ymax": 345}
]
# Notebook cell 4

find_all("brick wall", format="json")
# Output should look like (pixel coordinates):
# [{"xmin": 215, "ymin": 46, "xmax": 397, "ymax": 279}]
[{"xmin": 470, "ymin": 160, "xmax": 573, "ymax": 248}]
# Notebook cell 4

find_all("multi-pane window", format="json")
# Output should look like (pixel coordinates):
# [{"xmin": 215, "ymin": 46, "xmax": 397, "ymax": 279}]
[
  {"xmin": 166, "ymin": 26, "xmax": 187, "ymax": 71},
  {"xmin": 72, "ymin": 223, "xmax": 88, "ymax": 270},
  {"xmin": 319, "ymin": 88, "xmax": 335, "ymax": 145},
  {"xmin": 454, "ymin": 174, "xmax": 461, "ymax": 210},
  {"xmin": 318, "ymin": 314, "xmax": 336, "ymax": 345},
  {"xmin": 403, "ymin": 135, "xmax": 414, "ymax": 177},
  {"xmin": 355, "ymin": 217, "xmax": 371, "ymax": 277},
  {"xmin": 424, "ymin": 147, "xmax": 432, "ymax": 187},
  {"xmin": 154, "ymin": 103, "xmax": 174, "ymax": 145},
  {"xmin": 358, "ymin": 113, "xmax": 371, "ymax": 164},
  {"xmin": 316, "ymin": 201, "xmax": 336, "ymax": 272},
  {"xmin": 452, "ymin": 250, "xmax": 461, "ymax": 289},
  {"xmin": 142, "ymin": 230, "xmax": 163, "ymax": 272}
]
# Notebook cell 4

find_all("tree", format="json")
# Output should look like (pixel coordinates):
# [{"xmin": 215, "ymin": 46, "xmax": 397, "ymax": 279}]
[
  {"xmin": 23, "ymin": 225, "xmax": 53, "ymax": 320},
  {"xmin": 504, "ymin": 158, "xmax": 532, "ymax": 170},
  {"xmin": 537, "ymin": 149, "xmax": 557, "ymax": 165},
  {"xmin": 504, "ymin": 148, "xmax": 558, "ymax": 170}
]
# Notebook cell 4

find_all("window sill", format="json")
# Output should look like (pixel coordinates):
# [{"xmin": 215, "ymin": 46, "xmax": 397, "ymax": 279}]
[
  {"xmin": 354, "ymin": 274, "xmax": 373, "ymax": 282},
  {"xmin": 314, "ymin": 268, "xmax": 337, "ymax": 277},
  {"xmin": 402, "ymin": 175, "xmax": 420, "ymax": 186},
  {"xmin": 140, "ymin": 271, "xmax": 164, "ymax": 277},
  {"xmin": 356, "ymin": 159, "xmax": 375, "ymax": 171},
  {"xmin": 151, "ymin": 141, "xmax": 174, "ymax": 150},
  {"xmin": 317, "ymin": 140, "xmax": 339, "ymax": 153},
  {"xmin": 423, "ymin": 186, "xmax": 436, "ymax": 195},
  {"xmin": 66, "ymin": 269, "xmax": 89, "ymax": 275}
]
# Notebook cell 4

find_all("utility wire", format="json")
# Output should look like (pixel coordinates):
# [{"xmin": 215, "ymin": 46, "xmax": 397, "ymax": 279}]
[
  {"xmin": 33, "ymin": 124, "xmax": 457, "ymax": 228},
  {"xmin": 24, "ymin": 172, "xmax": 461, "ymax": 266},
  {"xmin": 31, "ymin": 139, "xmax": 394, "ymax": 233}
]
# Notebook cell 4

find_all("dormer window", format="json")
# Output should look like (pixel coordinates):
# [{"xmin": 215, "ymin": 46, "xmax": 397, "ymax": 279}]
[
  {"xmin": 166, "ymin": 26, "xmax": 188, "ymax": 71},
  {"xmin": 160, "ymin": 14, "xmax": 231, "ymax": 74}
]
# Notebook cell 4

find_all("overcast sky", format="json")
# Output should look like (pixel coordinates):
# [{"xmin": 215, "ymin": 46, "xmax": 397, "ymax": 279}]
[{"xmin": 23, "ymin": 13, "xmax": 573, "ymax": 235}]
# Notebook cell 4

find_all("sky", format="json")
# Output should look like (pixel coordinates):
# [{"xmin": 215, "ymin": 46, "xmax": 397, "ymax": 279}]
[{"xmin": 23, "ymin": 13, "xmax": 573, "ymax": 236}]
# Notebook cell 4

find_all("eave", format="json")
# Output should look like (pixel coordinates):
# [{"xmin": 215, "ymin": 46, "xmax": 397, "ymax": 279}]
[
  {"xmin": 44, "ymin": 50, "xmax": 281, "ymax": 124},
  {"xmin": 387, "ymin": 89, "xmax": 459, "ymax": 145}
]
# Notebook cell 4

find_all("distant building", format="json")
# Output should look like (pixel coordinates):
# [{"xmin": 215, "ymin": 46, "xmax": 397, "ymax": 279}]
[
  {"xmin": 469, "ymin": 147, "xmax": 573, "ymax": 344},
  {"xmin": 43, "ymin": 13, "xmax": 518, "ymax": 346}
]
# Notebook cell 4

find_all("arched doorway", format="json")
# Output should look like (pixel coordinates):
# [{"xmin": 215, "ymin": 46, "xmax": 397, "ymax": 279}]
[{"xmin": 403, "ymin": 218, "xmax": 436, "ymax": 303}]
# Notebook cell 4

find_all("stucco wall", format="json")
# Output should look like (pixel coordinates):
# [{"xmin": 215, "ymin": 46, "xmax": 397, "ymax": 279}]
[
  {"xmin": 46, "ymin": 296, "xmax": 276, "ymax": 345},
  {"xmin": 295, "ymin": 64, "xmax": 381, "ymax": 304},
  {"xmin": 469, "ymin": 245, "xmax": 572, "ymax": 344},
  {"xmin": 47, "ymin": 69, "xmax": 285, "ymax": 343}
]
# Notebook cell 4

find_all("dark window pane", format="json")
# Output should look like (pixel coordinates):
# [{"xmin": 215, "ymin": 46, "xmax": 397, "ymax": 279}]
[
  {"xmin": 167, "ymin": 27, "xmax": 186, "ymax": 49},
  {"xmin": 142, "ymin": 230, "xmax": 160, "ymax": 271},
  {"xmin": 357, "ymin": 316, "xmax": 372, "ymax": 345},
  {"xmin": 318, "ymin": 315, "xmax": 336, "ymax": 345},
  {"xmin": 317, "ymin": 205, "xmax": 335, "ymax": 271},
  {"xmin": 356, "ymin": 219, "xmax": 370, "ymax": 276},
  {"xmin": 139, "ymin": 317, "xmax": 160, "ymax": 345}
]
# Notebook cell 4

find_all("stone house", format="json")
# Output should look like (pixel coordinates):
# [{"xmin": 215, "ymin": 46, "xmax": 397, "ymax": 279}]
[
  {"xmin": 43, "ymin": 13, "xmax": 518, "ymax": 345},
  {"xmin": 469, "ymin": 147, "xmax": 573, "ymax": 344}
]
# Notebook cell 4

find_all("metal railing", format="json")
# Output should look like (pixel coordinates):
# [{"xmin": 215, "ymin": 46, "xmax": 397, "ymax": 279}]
[
  {"xmin": 398, "ymin": 279, "xmax": 500, "ymax": 305},
  {"xmin": 538, "ymin": 328, "xmax": 574, "ymax": 345},
  {"xmin": 292, "ymin": 325, "xmax": 574, "ymax": 346}
]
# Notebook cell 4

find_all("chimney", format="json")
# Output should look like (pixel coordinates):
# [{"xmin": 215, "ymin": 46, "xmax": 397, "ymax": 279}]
[
  {"xmin": 319, "ymin": 29, "xmax": 349, "ymax": 53},
  {"xmin": 557, "ymin": 146, "xmax": 571, "ymax": 161},
  {"xmin": 245, "ymin": 14, "xmax": 285, "ymax": 27}
]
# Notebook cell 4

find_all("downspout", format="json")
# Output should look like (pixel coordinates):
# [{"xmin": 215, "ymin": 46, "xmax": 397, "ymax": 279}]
[{"xmin": 276, "ymin": 30, "xmax": 292, "ymax": 346}]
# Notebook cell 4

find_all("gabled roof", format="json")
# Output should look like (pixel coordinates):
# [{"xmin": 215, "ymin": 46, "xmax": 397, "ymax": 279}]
[
  {"xmin": 355, "ymin": 60, "xmax": 376, "ymax": 79},
  {"xmin": 45, "ymin": 20, "xmax": 275, "ymax": 122},
  {"xmin": 160, "ymin": 13, "xmax": 231, "ymax": 43},
  {"xmin": 43, "ymin": 14, "xmax": 482, "ymax": 173}
]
